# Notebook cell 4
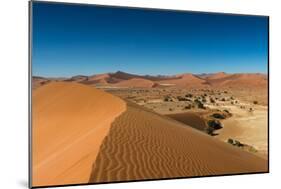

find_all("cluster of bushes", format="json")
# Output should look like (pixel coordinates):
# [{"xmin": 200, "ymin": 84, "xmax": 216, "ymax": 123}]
[
  {"xmin": 205, "ymin": 120, "xmax": 223, "ymax": 136},
  {"xmin": 227, "ymin": 138, "xmax": 244, "ymax": 147},
  {"xmin": 164, "ymin": 96, "xmax": 173, "ymax": 102},
  {"xmin": 185, "ymin": 93, "xmax": 193, "ymax": 98},
  {"xmin": 223, "ymin": 109, "xmax": 231, "ymax": 114},
  {"xmin": 211, "ymin": 113, "xmax": 226, "ymax": 119},
  {"xmin": 227, "ymin": 138, "xmax": 258, "ymax": 153},
  {"xmin": 183, "ymin": 104, "xmax": 192, "ymax": 109},
  {"xmin": 210, "ymin": 98, "xmax": 215, "ymax": 103},
  {"xmin": 194, "ymin": 99, "xmax": 205, "ymax": 109},
  {"xmin": 177, "ymin": 96, "xmax": 190, "ymax": 101}
]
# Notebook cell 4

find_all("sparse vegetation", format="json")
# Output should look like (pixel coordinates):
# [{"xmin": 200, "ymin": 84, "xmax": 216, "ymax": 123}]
[
  {"xmin": 164, "ymin": 96, "xmax": 173, "ymax": 102},
  {"xmin": 223, "ymin": 109, "xmax": 230, "ymax": 114},
  {"xmin": 227, "ymin": 138, "xmax": 234, "ymax": 144},
  {"xmin": 183, "ymin": 104, "xmax": 192, "ymax": 109},
  {"xmin": 177, "ymin": 96, "xmax": 189, "ymax": 101},
  {"xmin": 253, "ymin": 101, "xmax": 258, "ymax": 105},
  {"xmin": 202, "ymin": 97, "xmax": 207, "ymax": 103},
  {"xmin": 194, "ymin": 99, "xmax": 205, "ymax": 109},
  {"xmin": 211, "ymin": 113, "xmax": 226, "ymax": 119},
  {"xmin": 205, "ymin": 119, "xmax": 223, "ymax": 136},
  {"xmin": 185, "ymin": 93, "xmax": 193, "ymax": 98},
  {"xmin": 210, "ymin": 98, "xmax": 215, "ymax": 103},
  {"xmin": 227, "ymin": 138, "xmax": 258, "ymax": 153},
  {"xmin": 207, "ymin": 120, "xmax": 223, "ymax": 130}
]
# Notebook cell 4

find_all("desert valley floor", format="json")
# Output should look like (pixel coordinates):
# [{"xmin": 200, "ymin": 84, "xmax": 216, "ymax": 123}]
[{"xmin": 32, "ymin": 71, "xmax": 268, "ymax": 187}]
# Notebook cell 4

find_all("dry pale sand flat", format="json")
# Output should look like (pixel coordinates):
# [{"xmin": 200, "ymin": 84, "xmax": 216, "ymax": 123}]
[
  {"xmin": 89, "ymin": 102, "xmax": 268, "ymax": 183},
  {"xmin": 215, "ymin": 104, "xmax": 268, "ymax": 158},
  {"xmin": 32, "ymin": 82, "xmax": 126, "ymax": 187}
]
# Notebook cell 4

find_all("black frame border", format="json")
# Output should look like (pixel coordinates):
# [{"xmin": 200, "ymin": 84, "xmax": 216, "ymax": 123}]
[{"xmin": 28, "ymin": 1, "xmax": 270, "ymax": 188}]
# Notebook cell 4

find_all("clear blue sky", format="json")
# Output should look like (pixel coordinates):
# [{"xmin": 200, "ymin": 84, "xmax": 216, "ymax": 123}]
[{"xmin": 32, "ymin": 2, "xmax": 268, "ymax": 77}]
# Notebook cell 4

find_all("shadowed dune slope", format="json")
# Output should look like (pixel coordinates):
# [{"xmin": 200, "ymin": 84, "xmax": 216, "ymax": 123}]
[
  {"xmin": 166, "ymin": 112, "xmax": 207, "ymax": 131},
  {"xmin": 90, "ymin": 103, "xmax": 267, "ymax": 183},
  {"xmin": 32, "ymin": 82, "xmax": 126, "ymax": 187}
]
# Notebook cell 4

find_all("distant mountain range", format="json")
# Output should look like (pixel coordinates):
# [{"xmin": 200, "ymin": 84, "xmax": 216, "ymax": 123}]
[{"xmin": 33, "ymin": 71, "xmax": 268, "ymax": 89}]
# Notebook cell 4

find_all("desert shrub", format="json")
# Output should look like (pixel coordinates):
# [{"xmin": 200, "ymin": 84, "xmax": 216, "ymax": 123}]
[
  {"xmin": 234, "ymin": 140, "xmax": 242, "ymax": 147},
  {"xmin": 185, "ymin": 93, "xmax": 193, "ymax": 98},
  {"xmin": 202, "ymin": 98, "xmax": 207, "ymax": 103},
  {"xmin": 248, "ymin": 146, "xmax": 258, "ymax": 153},
  {"xmin": 205, "ymin": 126, "xmax": 215, "ymax": 135},
  {"xmin": 169, "ymin": 108, "xmax": 174, "ymax": 111},
  {"xmin": 253, "ymin": 101, "xmax": 258, "ymax": 104},
  {"xmin": 194, "ymin": 99, "xmax": 205, "ymax": 109},
  {"xmin": 230, "ymin": 96, "xmax": 234, "ymax": 100},
  {"xmin": 227, "ymin": 138, "xmax": 234, "ymax": 145},
  {"xmin": 210, "ymin": 98, "xmax": 215, "ymax": 103},
  {"xmin": 164, "ymin": 96, "xmax": 169, "ymax": 102},
  {"xmin": 177, "ymin": 96, "xmax": 189, "ymax": 101},
  {"xmin": 164, "ymin": 96, "xmax": 174, "ymax": 102},
  {"xmin": 221, "ymin": 98, "xmax": 226, "ymax": 101},
  {"xmin": 231, "ymin": 101, "xmax": 234, "ymax": 105},
  {"xmin": 184, "ymin": 105, "xmax": 191, "ymax": 109},
  {"xmin": 207, "ymin": 120, "xmax": 223, "ymax": 130},
  {"xmin": 224, "ymin": 91, "xmax": 228, "ymax": 94},
  {"xmin": 223, "ymin": 109, "xmax": 230, "ymax": 114},
  {"xmin": 205, "ymin": 120, "xmax": 223, "ymax": 136},
  {"xmin": 211, "ymin": 113, "xmax": 226, "ymax": 119}
]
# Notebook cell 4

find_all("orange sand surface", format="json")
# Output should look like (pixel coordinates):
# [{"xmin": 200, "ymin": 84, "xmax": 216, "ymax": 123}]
[
  {"xmin": 32, "ymin": 82, "xmax": 126, "ymax": 186},
  {"xmin": 32, "ymin": 82, "xmax": 267, "ymax": 186},
  {"xmin": 114, "ymin": 78, "xmax": 155, "ymax": 88},
  {"xmin": 89, "ymin": 103, "xmax": 267, "ymax": 183}
]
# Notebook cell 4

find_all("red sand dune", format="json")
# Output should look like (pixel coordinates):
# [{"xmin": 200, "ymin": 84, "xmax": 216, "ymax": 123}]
[
  {"xmin": 207, "ymin": 73, "xmax": 268, "ymax": 88},
  {"xmin": 205, "ymin": 72, "xmax": 228, "ymax": 80},
  {"xmin": 32, "ymin": 76, "xmax": 50, "ymax": 89},
  {"xmin": 157, "ymin": 74, "xmax": 209, "ymax": 88},
  {"xmin": 37, "ymin": 71, "xmax": 269, "ymax": 90},
  {"xmin": 89, "ymin": 102, "xmax": 267, "ymax": 183},
  {"xmin": 32, "ymin": 82, "xmax": 126, "ymax": 186},
  {"xmin": 114, "ymin": 78, "xmax": 155, "ymax": 88},
  {"xmin": 80, "ymin": 74, "xmax": 111, "ymax": 85}
]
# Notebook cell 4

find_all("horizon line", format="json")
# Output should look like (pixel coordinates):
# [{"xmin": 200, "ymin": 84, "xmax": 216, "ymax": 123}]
[{"xmin": 32, "ymin": 70, "xmax": 268, "ymax": 78}]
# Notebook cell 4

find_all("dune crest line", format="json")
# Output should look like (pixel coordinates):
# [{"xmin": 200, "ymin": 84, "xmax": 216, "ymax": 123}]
[{"xmin": 32, "ymin": 82, "xmax": 126, "ymax": 186}]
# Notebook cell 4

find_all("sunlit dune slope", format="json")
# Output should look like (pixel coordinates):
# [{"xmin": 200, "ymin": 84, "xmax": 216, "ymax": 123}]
[
  {"xmin": 157, "ymin": 74, "xmax": 209, "ymax": 88},
  {"xmin": 32, "ymin": 82, "xmax": 126, "ymax": 186},
  {"xmin": 207, "ymin": 73, "xmax": 268, "ymax": 88},
  {"xmin": 114, "ymin": 78, "xmax": 155, "ymax": 88},
  {"xmin": 90, "ymin": 102, "xmax": 267, "ymax": 183}
]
